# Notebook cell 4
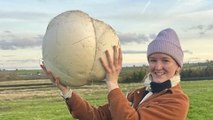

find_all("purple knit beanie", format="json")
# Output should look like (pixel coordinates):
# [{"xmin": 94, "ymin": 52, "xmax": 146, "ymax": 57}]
[{"xmin": 147, "ymin": 28, "xmax": 184, "ymax": 67}]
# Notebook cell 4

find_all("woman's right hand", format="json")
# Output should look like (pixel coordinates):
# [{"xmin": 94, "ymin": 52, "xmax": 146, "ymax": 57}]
[
  {"xmin": 40, "ymin": 64, "xmax": 70, "ymax": 95},
  {"xmin": 100, "ymin": 45, "xmax": 122, "ymax": 92}
]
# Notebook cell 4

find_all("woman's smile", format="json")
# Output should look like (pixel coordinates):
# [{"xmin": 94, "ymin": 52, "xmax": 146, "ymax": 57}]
[{"xmin": 148, "ymin": 53, "xmax": 180, "ymax": 83}]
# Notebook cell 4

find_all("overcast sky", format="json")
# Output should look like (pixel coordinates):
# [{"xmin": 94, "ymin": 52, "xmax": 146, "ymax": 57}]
[{"xmin": 0, "ymin": 0, "xmax": 213, "ymax": 69}]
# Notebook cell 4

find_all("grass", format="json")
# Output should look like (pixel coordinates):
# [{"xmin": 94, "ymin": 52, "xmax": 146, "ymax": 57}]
[
  {"xmin": 181, "ymin": 80, "xmax": 213, "ymax": 120},
  {"xmin": 0, "ymin": 80, "xmax": 213, "ymax": 120}
]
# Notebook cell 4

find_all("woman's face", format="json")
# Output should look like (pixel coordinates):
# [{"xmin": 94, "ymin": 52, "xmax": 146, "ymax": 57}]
[{"xmin": 148, "ymin": 53, "xmax": 180, "ymax": 83}]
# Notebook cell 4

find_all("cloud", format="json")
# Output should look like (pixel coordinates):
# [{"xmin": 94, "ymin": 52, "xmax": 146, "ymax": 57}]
[
  {"xmin": 123, "ymin": 50, "xmax": 146, "ymax": 54},
  {"xmin": 123, "ymin": 49, "xmax": 193, "ymax": 55},
  {"xmin": 187, "ymin": 24, "xmax": 213, "ymax": 35},
  {"xmin": 118, "ymin": 32, "xmax": 155, "ymax": 45},
  {"xmin": 183, "ymin": 50, "xmax": 193, "ymax": 54},
  {"xmin": 6, "ymin": 59, "xmax": 38, "ymax": 63},
  {"xmin": 206, "ymin": 24, "xmax": 213, "ymax": 30},
  {"xmin": 0, "ymin": 31, "xmax": 42, "ymax": 50},
  {"xmin": 189, "ymin": 25, "xmax": 204, "ymax": 30},
  {"xmin": 142, "ymin": 0, "xmax": 151, "ymax": 14},
  {"xmin": 149, "ymin": 33, "xmax": 156, "ymax": 39},
  {"xmin": 0, "ymin": 55, "xmax": 15, "ymax": 58},
  {"xmin": 1, "ymin": 59, "xmax": 40, "ymax": 69},
  {"xmin": 0, "ymin": 10, "xmax": 52, "ymax": 21},
  {"xmin": 185, "ymin": 57, "xmax": 208, "ymax": 63}
]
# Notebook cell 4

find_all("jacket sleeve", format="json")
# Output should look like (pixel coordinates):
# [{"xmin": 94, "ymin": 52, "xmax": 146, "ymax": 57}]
[
  {"xmin": 108, "ymin": 88, "xmax": 141, "ymax": 120},
  {"xmin": 108, "ymin": 88, "xmax": 189, "ymax": 120},
  {"xmin": 65, "ymin": 92, "xmax": 112, "ymax": 120}
]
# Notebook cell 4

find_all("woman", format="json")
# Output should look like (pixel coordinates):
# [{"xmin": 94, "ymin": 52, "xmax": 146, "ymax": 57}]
[{"xmin": 41, "ymin": 28, "xmax": 189, "ymax": 120}]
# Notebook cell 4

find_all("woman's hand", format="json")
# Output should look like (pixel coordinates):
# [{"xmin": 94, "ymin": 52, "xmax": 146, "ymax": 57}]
[
  {"xmin": 100, "ymin": 45, "xmax": 122, "ymax": 92},
  {"xmin": 40, "ymin": 64, "xmax": 70, "ymax": 94}
]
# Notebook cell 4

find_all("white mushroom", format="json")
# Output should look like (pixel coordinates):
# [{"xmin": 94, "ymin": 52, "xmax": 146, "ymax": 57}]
[{"xmin": 42, "ymin": 10, "xmax": 120, "ymax": 87}]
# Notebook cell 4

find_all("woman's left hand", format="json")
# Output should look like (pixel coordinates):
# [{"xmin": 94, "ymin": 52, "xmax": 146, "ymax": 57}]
[
  {"xmin": 100, "ymin": 45, "xmax": 122, "ymax": 92},
  {"xmin": 40, "ymin": 64, "xmax": 70, "ymax": 94}
]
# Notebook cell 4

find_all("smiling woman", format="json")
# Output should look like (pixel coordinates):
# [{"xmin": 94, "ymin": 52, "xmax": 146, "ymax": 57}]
[
  {"xmin": 147, "ymin": 28, "xmax": 183, "ymax": 83},
  {"xmin": 41, "ymin": 28, "xmax": 189, "ymax": 120},
  {"xmin": 148, "ymin": 53, "xmax": 180, "ymax": 83}
]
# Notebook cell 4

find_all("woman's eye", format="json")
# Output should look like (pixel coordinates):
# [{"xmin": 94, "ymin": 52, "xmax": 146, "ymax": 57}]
[
  {"xmin": 149, "ymin": 59, "xmax": 156, "ymax": 62},
  {"xmin": 163, "ymin": 59, "xmax": 169, "ymax": 62}
]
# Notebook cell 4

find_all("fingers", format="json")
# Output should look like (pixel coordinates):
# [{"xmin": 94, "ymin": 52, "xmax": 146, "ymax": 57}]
[
  {"xmin": 118, "ymin": 47, "xmax": 122, "ymax": 66},
  {"xmin": 40, "ymin": 64, "xmax": 55, "ymax": 82},
  {"xmin": 100, "ymin": 45, "xmax": 122, "ymax": 72},
  {"xmin": 40, "ymin": 64, "xmax": 69, "ymax": 92},
  {"xmin": 40, "ymin": 64, "xmax": 48, "ymax": 74},
  {"xmin": 47, "ymin": 71, "xmax": 57, "ymax": 83},
  {"xmin": 40, "ymin": 64, "xmax": 57, "ymax": 85},
  {"xmin": 113, "ymin": 46, "xmax": 118, "ymax": 66},
  {"xmin": 105, "ymin": 50, "xmax": 114, "ymax": 69},
  {"xmin": 100, "ymin": 57, "xmax": 110, "ymax": 73}
]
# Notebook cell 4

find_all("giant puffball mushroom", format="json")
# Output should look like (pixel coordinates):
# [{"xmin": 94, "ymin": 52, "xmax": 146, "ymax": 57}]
[{"xmin": 42, "ymin": 10, "xmax": 120, "ymax": 87}]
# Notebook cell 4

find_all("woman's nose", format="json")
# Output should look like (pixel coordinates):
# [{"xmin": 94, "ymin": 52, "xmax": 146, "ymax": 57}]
[{"xmin": 154, "ymin": 61, "xmax": 163, "ymax": 69}]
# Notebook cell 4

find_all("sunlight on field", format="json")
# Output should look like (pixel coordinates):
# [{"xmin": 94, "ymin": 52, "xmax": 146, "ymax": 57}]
[{"xmin": 0, "ymin": 79, "xmax": 51, "ymax": 86}]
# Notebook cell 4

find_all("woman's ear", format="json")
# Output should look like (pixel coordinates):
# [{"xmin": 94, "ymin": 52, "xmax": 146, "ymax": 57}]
[{"xmin": 175, "ymin": 67, "xmax": 181, "ymax": 75}]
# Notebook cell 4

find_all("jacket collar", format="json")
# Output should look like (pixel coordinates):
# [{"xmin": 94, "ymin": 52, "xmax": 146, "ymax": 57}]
[{"xmin": 143, "ymin": 74, "xmax": 181, "ymax": 93}]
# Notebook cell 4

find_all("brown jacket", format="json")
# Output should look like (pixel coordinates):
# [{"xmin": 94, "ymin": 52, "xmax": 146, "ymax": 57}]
[{"xmin": 66, "ymin": 84, "xmax": 189, "ymax": 120}]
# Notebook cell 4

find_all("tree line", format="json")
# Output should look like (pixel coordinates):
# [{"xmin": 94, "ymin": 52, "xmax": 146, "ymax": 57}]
[
  {"xmin": 120, "ymin": 60, "xmax": 213, "ymax": 83},
  {"xmin": 1, "ymin": 60, "xmax": 213, "ymax": 82}
]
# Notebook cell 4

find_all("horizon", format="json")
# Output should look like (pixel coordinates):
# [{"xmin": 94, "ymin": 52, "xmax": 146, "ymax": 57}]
[{"xmin": 1, "ymin": 60, "xmax": 212, "ymax": 71}]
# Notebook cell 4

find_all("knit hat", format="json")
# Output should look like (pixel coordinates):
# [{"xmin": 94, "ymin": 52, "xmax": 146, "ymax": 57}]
[{"xmin": 147, "ymin": 28, "xmax": 184, "ymax": 67}]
